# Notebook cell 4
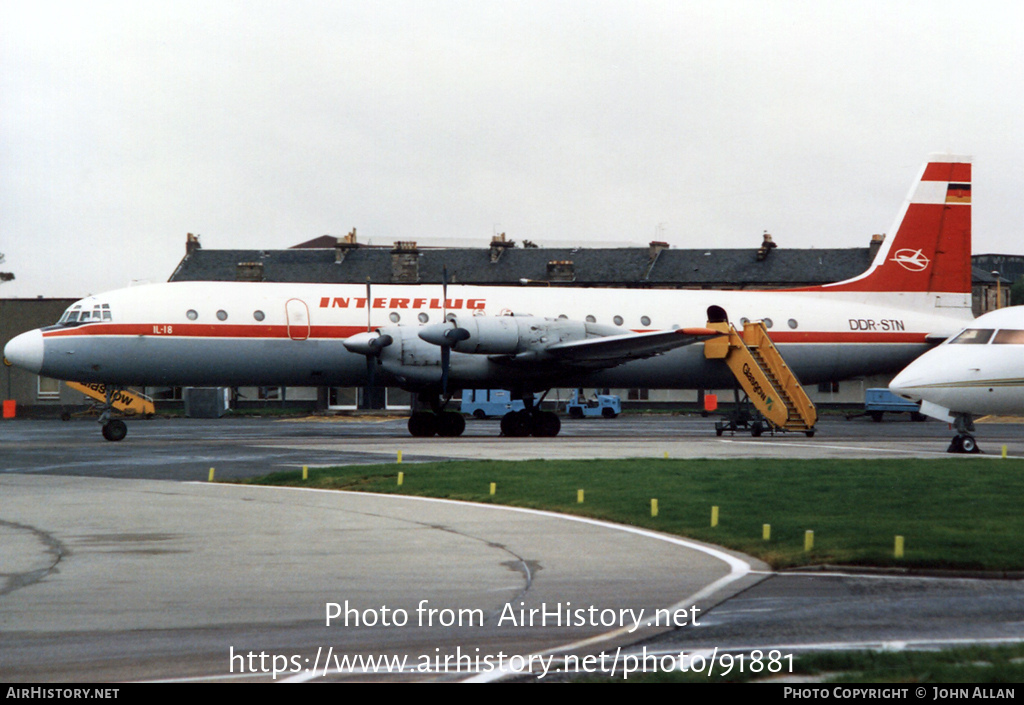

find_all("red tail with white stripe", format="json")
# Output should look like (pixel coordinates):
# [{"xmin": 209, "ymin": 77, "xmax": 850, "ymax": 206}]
[{"xmin": 813, "ymin": 155, "xmax": 972, "ymax": 294}]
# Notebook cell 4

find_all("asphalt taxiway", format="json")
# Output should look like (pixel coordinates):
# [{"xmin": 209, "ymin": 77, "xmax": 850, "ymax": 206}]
[
  {"xmin": 3, "ymin": 413, "xmax": 1024, "ymax": 481},
  {"xmin": 2, "ymin": 413, "xmax": 1023, "ymax": 681}
]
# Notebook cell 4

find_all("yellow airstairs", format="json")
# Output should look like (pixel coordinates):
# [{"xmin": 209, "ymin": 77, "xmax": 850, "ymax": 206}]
[{"xmin": 704, "ymin": 319, "xmax": 817, "ymax": 437}]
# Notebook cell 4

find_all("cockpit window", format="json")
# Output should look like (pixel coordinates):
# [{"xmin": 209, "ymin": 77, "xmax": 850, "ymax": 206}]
[
  {"xmin": 993, "ymin": 329, "xmax": 1024, "ymax": 344},
  {"xmin": 948, "ymin": 328, "xmax": 994, "ymax": 345},
  {"xmin": 58, "ymin": 303, "xmax": 112, "ymax": 326}
]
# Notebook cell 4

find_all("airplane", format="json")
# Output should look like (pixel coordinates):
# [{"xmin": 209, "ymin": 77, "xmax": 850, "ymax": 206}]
[
  {"xmin": 889, "ymin": 305, "xmax": 1024, "ymax": 453},
  {"xmin": 5, "ymin": 154, "xmax": 976, "ymax": 442}
]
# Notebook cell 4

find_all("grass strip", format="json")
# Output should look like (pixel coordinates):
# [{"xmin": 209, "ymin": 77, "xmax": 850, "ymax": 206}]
[{"xmin": 242, "ymin": 457, "xmax": 1024, "ymax": 571}]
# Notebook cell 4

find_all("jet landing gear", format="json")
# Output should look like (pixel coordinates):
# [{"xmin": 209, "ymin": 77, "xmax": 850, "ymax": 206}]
[
  {"xmin": 500, "ymin": 393, "xmax": 560, "ymax": 438},
  {"xmin": 948, "ymin": 413, "xmax": 980, "ymax": 454},
  {"xmin": 407, "ymin": 392, "xmax": 467, "ymax": 438}
]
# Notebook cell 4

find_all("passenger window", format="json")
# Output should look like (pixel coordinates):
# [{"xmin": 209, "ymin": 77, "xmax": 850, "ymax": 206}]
[
  {"xmin": 187, "ymin": 310, "xmax": 199, "ymax": 321},
  {"xmin": 993, "ymin": 329, "xmax": 1024, "ymax": 344},
  {"xmin": 949, "ymin": 328, "xmax": 994, "ymax": 344},
  {"xmin": 641, "ymin": 316, "xmax": 651, "ymax": 326}
]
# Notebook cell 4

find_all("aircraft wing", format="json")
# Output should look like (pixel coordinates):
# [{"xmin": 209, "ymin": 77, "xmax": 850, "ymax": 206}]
[{"xmin": 539, "ymin": 327, "xmax": 721, "ymax": 368}]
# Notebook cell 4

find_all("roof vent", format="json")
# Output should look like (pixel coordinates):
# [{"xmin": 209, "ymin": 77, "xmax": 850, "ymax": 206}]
[
  {"xmin": 236, "ymin": 261, "xmax": 264, "ymax": 282},
  {"xmin": 547, "ymin": 260, "xmax": 575, "ymax": 282}
]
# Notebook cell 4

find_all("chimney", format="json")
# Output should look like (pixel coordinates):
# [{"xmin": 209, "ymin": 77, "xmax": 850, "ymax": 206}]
[
  {"xmin": 649, "ymin": 241, "xmax": 669, "ymax": 261},
  {"xmin": 335, "ymin": 228, "xmax": 359, "ymax": 264},
  {"xmin": 391, "ymin": 241, "xmax": 419, "ymax": 283},
  {"xmin": 236, "ymin": 261, "xmax": 264, "ymax": 282},
  {"xmin": 869, "ymin": 234, "xmax": 885, "ymax": 259},
  {"xmin": 489, "ymin": 232, "xmax": 515, "ymax": 263},
  {"xmin": 756, "ymin": 231, "xmax": 777, "ymax": 261},
  {"xmin": 186, "ymin": 233, "xmax": 201, "ymax": 254},
  {"xmin": 547, "ymin": 260, "xmax": 575, "ymax": 282}
]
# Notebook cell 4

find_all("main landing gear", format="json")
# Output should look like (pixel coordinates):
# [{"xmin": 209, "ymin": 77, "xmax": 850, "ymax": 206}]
[
  {"xmin": 408, "ymin": 409, "xmax": 466, "ymax": 437},
  {"xmin": 408, "ymin": 391, "xmax": 467, "ymax": 437},
  {"xmin": 948, "ymin": 413, "xmax": 980, "ymax": 454},
  {"xmin": 500, "ymin": 393, "xmax": 560, "ymax": 437},
  {"xmin": 406, "ymin": 390, "xmax": 562, "ymax": 438}
]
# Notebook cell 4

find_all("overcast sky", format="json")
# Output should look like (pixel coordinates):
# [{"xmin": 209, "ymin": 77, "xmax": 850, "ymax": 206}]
[{"xmin": 2, "ymin": 0, "xmax": 1022, "ymax": 298}]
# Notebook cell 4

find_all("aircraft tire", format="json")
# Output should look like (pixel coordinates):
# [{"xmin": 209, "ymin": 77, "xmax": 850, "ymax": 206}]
[
  {"xmin": 501, "ymin": 410, "xmax": 532, "ymax": 437},
  {"xmin": 531, "ymin": 411, "xmax": 561, "ymax": 437},
  {"xmin": 408, "ymin": 412, "xmax": 438, "ymax": 437},
  {"xmin": 947, "ymin": 435, "xmax": 964, "ymax": 453},
  {"xmin": 960, "ymin": 435, "xmax": 979, "ymax": 454},
  {"xmin": 102, "ymin": 420, "xmax": 128, "ymax": 442},
  {"xmin": 436, "ymin": 411, "xmax": 466, "ymax": 437}
]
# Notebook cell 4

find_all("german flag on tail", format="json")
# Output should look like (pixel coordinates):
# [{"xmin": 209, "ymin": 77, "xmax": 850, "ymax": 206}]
[{"xmin": 946, "ymin": 183, "xmax": 971, "ymax": 204}]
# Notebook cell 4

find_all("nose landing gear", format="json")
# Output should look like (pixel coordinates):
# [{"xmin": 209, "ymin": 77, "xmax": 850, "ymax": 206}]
[
  {"xmin": 947, "ymin": 413, "xmax": 980, "ymax": 454},
  {"xmin": 98, "ymin": 387, "xmax": 128, "ymax": 442}
]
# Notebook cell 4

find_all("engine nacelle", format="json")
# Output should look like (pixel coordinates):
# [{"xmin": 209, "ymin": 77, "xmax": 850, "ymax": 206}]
[{"xmin": 418, "ymin": 315, "xmax": 602, "ymax": 355}]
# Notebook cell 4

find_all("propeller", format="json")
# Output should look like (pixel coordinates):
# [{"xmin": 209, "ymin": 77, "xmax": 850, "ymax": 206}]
[
  {"xmin": 438, "ymin": 266, "xmax": 469, "ymax": 396},
  {"xmin": 341, "ymin": 278, "xmax": 393, "ymax": 391}
]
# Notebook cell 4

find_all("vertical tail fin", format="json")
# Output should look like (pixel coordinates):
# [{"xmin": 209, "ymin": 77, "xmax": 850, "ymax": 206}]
[{"xmin": 821, "ymin": 155, "xmax": 972, "ymax": 293}]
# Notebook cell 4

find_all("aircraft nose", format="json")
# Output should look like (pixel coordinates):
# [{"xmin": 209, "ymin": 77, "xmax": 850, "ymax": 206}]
[
  {"xmin": 4, "ymin": 329, "xmax": 44, "ymax": 374},
  {"xmin": 888, "ymin": 360, "xmax": 927, "ymax": 401}
]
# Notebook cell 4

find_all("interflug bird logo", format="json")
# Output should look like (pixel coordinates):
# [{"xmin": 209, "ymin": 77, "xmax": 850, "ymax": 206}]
[{"xmin": 891, "ymin": 248, "xmax": 931, "ymax": 272}]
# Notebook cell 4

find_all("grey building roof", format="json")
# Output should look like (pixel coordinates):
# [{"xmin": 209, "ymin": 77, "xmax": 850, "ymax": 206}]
[
  {"xmin": 168, "ymin": 237, "xmax": 1011, "ymax": 289},
  {"xmin": 169, "ymin": 243, "xmax": 877, "ymax": 288}
]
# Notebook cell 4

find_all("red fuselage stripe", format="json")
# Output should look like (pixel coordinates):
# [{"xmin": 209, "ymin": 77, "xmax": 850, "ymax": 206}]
[{"xmin": 42, "ymin": 324, "xmax": 929, "ymax": 345}]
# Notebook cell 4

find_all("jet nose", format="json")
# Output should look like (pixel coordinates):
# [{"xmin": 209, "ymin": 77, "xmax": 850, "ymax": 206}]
[
  {"xmin": 4, "ymin": 329, "xmax": 44, "ymax": 374},
  {"xmin": 888, "ymin": 362, "xmax": 925, "ymax": 401}
]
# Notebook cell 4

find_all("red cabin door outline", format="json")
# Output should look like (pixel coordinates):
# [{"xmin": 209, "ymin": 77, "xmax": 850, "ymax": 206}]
[{"xmin": 286, "ymin": 299, "xmax": 310, "ymax": 341}]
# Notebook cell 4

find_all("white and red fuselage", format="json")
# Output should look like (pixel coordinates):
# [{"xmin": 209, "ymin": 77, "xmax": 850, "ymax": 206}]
[{"xmin": 5, "ymin": 155, "xmax": 977, "ymax": 396}]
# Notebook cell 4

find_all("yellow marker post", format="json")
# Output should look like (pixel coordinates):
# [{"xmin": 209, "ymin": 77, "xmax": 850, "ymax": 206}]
[
  {"xmin": 303, "ymin": 465, "xmax": 308, "ymax": 481},
  {"xmin": 577, "ymin": 489, "xmax": 585, "ymax": 504},
  {"xmin": 208, "ymin": 467, "xmax": 215, "ymax": 482},
  {"xmin": 663, "ymin": 451, "xmax": 669, "ymax": 459},
  {"xmin": 763, "ymin": 524, "xmax": 771, "ymax": 541},
  {"xmin": 490, "ymin": 482, "xmax": 496, "ymax": 496},
  {"xmin": 651, "ymin": 499, "xmax": 659, "ymax": 517},
  {"xmin": 397, "ymin": 471, "xmax": 404, "ymax": 486},
  {"xmin": 397, "ymin": 450, "xmax": 403, "ymax": 464},
  {"xmin": 1003, "ymin": 445, "xmax": 1008, "ymax": 459},
  {"xmin": 895, "ymin": 535, "xmax": 905, "ymax": 559},
  {"xmin": 711, "ymin": 505, "xmax": 719, "ymax": 527},
  {"xmin": 804, "ymin": 530, "xmax": 814, "ymax": 552}
]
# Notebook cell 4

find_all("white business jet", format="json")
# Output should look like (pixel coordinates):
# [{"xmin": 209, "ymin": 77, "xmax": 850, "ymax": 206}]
[
  {"xmin": 5, "ymin": 155, "xmax": 976, "ymax": 441},
  {"xmin": 889, "ymin": 306, "xmax": 1024, "ymax": 453}
]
